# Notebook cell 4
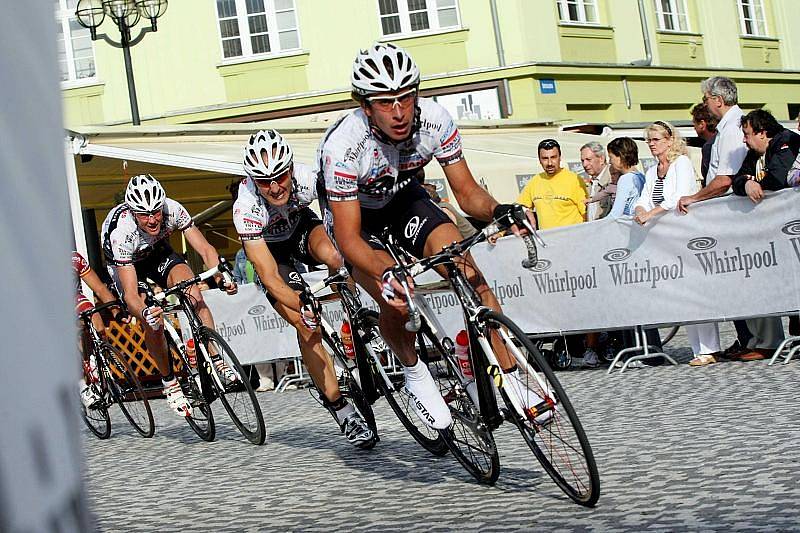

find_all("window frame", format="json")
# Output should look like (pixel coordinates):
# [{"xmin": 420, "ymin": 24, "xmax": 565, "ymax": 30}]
[
  {"xmin": 376, "ymin": 0, "xmax": 462, "ymax": 38},
  {"xmin": 736, "ymin": 0, "xmax": 768, "ymax": 37},
  {"xmin": 653, "ymin": 0, "xmax": 691, "ymax": 33},
  {"xmin": 556, "ymin": 0, "xmax": 600, "ymax": 25},
  {"xmin": 56, "ymin": 0, "xmax": 98, "ymax": 85},
  {"xmin": 215, "ymin": 0, "xmax": 302, "ymax": 62}
]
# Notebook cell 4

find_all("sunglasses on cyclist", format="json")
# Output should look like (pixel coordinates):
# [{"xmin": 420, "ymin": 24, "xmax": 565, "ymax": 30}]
[
  {"xmin": 253, "ymin": 168, "xmax": 292, "ymax": 187},
  {"xmin": 366, "ymin": 88, "xmax": 417, "ymax": 111},
  {"xmin": 133, "ymin": 209, "xmax": 163, "ymax": 221}
]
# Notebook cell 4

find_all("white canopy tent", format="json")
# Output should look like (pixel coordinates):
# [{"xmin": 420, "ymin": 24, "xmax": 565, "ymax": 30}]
[{"xmin": 65, "ymin": 121, "xmax": 689, "ymax": 260}]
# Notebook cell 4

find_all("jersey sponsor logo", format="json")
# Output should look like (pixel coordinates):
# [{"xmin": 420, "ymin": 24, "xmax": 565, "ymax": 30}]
[
  {"xmin": 343, "ymin": 132, "xmax": 371, "ymax": 163},
  {"xmin": 419, "ymin": 117, "xmax": 444, "ymax": 135},
  {"xmin": 288, "ymin": 271, "xmax": 301, "ymax": 284},
  {"xmin": 404, "ymin": 389, "xmax": 435, "ymax": 425},
  {"xmin": 404, "ymin": 216, "xmax": 422, "ymax": 240}
]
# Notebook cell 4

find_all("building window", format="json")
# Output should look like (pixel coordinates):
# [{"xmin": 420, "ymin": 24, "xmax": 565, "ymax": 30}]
[
  {"xmin": 556, "ymin": 0, "xmax": 599, "ymax": 24},
  {"xmin": 56, "ymin": 0, "xmax": 96, "ymax": 82},
  {"xmin": 737, "ymin": 0, "xmax": 768, "ymax": 37},
  {"xmin": 216, "ymin": 0, "xmax": 301, "ymax": 60},
  {"xmin": 378, "ymin": 0, "xmax": 460, "ymax": 37},
  {"xmin": 654, "ymin": 0, "xmax": 690, "ymax": 32}
]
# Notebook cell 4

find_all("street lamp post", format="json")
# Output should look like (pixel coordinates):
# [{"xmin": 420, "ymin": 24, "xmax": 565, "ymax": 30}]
[{"xmin": 75, "ymin": 0, "xmax": 168, "ymax": 125}]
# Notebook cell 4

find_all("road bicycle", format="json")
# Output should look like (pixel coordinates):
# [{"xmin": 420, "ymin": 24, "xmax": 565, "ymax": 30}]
[
  {"xmin": 303, "ymin": 270, "xmax": 448, "ymax": 456},
  {"xmin": 79, "ymin": 300, "xmax": 155, "ymax": 439},
  {"xmin": 382, "ymin": 211, "xmax": 600, "ymax": 507},
  {"xmin": 144, "ymin": 259, "xmax": 266, "ymax": 445}
]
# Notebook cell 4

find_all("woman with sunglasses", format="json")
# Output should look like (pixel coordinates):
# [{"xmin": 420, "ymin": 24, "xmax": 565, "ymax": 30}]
[
  {"xmin": 234, "ymin": 129, "xmax": 376, "ymax": 450},
  {"xmin": 634, "ymin": 121, "xmax": 721, "ymax": 366}
]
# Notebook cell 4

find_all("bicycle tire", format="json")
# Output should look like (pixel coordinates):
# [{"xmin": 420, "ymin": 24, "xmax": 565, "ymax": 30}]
[
  {"xmin": 199, "ymin": 327, "xmax": 266, "ymax": 445},
  {"xmin": 167, "ymin": 336, "xmax": 216, "ymax": 442},
  {"xmin": 80, "ymin": 367, "xmax": 111, "ymax": 439},
  {"xmin": 415, "ymin": 322, "xmax": 499, "ymax": 483},
  {"xmin": 102, "ymin": 342, "xmax": 155, "ymax": 438},
  {"xmin": 356, "ymin": 311, "xmax": 449, "ymax": 456},
  {"xmin": 321, "ymin": 331, "xmax": 378, "ymax": 448},
  {"xmin": 484, "ymin": 310, "xmax": 600, "ymax": 507}
]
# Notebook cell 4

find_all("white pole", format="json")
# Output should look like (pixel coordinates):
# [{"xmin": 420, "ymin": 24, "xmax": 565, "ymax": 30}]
[{"xmin": 65, "ymin": 136, "xmax": 92, "ymax": 298}]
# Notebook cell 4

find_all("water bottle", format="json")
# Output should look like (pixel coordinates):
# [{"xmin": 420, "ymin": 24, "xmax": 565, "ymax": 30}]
[
  {"xmin": 454, "ymin": 330, "xmax": 472, "ymax": 378},
  {"xmin": 185, "ymin": 338, "xmax": 197, "ymax": 367},
  {"xmin": 340, "ymin": 321, "xmax": 355, "ymax": 359}
]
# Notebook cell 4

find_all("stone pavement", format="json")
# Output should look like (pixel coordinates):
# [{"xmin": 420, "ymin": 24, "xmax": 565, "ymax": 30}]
[{"xmin": 83, "ymin": 324, "xmax": 800, "ymax": 532}]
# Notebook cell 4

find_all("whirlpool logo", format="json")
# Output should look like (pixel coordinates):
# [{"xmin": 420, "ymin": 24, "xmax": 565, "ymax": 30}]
[
  {"xmin": 780, "ymin": 220, "xmax": 800, "ymax": 236},
  {"xmin": 528, "ymin": 259, "xmax": 552, "ymax": 272},
  {"xmin": 686, "ymin": 236, "xmax": 717, "ymax": 251},
  {"xmin": 248, "ymin": 304, "xmax": 267, "ymax": 316},
  {"xmin": 602, "ymin": 248, "xmax": 631, "ymax": 262}
]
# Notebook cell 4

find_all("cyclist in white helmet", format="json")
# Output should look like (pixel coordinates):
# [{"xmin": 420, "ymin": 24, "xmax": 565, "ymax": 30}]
[
  {"xmin": 233, "ymin": 129, "xmax": 376, "ymax": 449},
  {"xmin": 101, "ymin": 174, "xmax": 238, "ymax": 418},
  {"xmin": 317, "ymin": 43, "xmax": 538, "ymax": 431}
]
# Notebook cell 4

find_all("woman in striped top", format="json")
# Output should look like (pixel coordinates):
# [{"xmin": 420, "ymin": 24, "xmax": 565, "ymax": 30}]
[{"xmin": 634, "ymin": 121, "xmax": 698, "ymax": 225}]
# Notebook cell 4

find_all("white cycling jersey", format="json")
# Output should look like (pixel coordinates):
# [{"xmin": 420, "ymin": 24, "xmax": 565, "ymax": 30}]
[
  {"xmin": 317, "ymin": 97, "xmax": 463, "ymax": 210},
  {"xmin": 101, "ymin": 198, "xmax": 193, "ymax": 266},
  {"xmin": 233, "ymin": 161, "xmax": 318, "ymax": 242}
]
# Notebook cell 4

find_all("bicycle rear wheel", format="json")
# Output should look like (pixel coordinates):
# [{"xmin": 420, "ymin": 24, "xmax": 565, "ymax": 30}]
[
  {"xmin": 322, "ymin": 331, "xmax": 378, "ymax": 448},
  {"xmin": 200, "ymin": 327, "xmax": 266, "ymax": 445},
  {"xmin": 167, "ymin": 337, "xmax": 215, "ymax": 442},
  {"xmin": 416, "ymin": 323, "xmax": 499, "ymax": 484},
  {"xmin": 484, "ymin": 311, "xmax": 600, "ymax": 507},
  {"xmin": 102, "ymin": 342, "xmax": 155, "ymax": 438},
  {"xmin": 80, "ymin": 376, "xmax": 111, "ymax": 439},
  {"xmin": 356, "ymin": 311, "xmax": 448, "ymax": 456}
]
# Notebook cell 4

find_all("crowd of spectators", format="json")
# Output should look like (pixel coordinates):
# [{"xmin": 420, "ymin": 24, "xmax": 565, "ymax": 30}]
[{"xmin": 437, "ymin": 75, "xmax": 800, "ymax": 369}]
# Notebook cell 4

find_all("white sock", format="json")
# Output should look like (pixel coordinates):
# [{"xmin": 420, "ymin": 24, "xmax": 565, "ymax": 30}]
[
  {"xmin": 403, "ymin": 358, "xmax": 427, "ymax": 381},
  {"xmin": 334, "ymin": 402, "xmax": 355, "ymax": 425}
]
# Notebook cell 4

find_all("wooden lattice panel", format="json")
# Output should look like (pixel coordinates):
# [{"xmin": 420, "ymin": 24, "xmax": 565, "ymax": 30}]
[{"xmin": 106, "ymin": 320, "xmax": 184, "ymax": 380}]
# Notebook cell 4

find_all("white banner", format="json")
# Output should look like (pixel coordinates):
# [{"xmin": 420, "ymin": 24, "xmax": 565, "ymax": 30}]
[
  {"xmin": 198, "ymin": 189, "xmax": 800, "ymax": 362},
  {"xmin": 471, "ymin": 188, "xmax": 800, "ymax": 334}
]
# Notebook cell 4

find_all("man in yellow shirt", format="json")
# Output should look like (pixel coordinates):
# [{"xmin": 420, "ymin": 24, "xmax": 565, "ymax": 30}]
[{"xmin": 517, "ymin": 139, "xmax": 588, "ymax": 229}]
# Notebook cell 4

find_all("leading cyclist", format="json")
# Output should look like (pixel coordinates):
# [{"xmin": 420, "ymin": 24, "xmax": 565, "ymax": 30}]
[
  {"xmin": 317, "ymin": 43, "xmax": 539, "ymax": 430},
  {"xmin": 101, "ymin": 175, "xmax": 238, "ymax": 418},
  {"xmin": 233, "ymin": 129, "xmax": 376, "ymax": 449}
]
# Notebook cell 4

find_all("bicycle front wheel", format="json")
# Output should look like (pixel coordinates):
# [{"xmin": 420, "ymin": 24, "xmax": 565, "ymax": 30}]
[
  {"xmin": 416, "ymin": 323, "xmax": 500, "ymax": 484},
  {"xmin": 102, "ymin": 342, "xmax": 155, "ymax": 438},
  {"xmin": 200, "ymin": 327, "xmax": 266, "ymax": 445},
  {"xmin": 485, "ymin": 311, "xmax": 600, "ymax": 507},
  {"xmin": 356, "ymin": 311, "xmax": 448, "ymax": 456}
]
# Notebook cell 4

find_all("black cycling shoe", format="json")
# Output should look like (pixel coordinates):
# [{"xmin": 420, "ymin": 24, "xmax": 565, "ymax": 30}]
[{"xmin": 342, "ymin": 412, "xmax": 377, "ymax": 450}]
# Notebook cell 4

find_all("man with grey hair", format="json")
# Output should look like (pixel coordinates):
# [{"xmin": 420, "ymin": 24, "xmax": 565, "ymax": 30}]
[
  {"xmin": 580, "ymin": 141, "xmax": 614, "ymax": 221},
  {"xmin": 678, "ymin": 76, "xmax": 748, "ymax": 213}
]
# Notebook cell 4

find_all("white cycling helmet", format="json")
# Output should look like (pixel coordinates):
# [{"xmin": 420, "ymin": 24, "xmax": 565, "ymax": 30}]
[
  {"xmin": 125, "ymin": 174, "xmax": 165, "ymax": 212},
  {"xmin": 351, "ymin": 43, "xmax": 420, "ymax": 97},
  {"xmin": 243, "ymin": 129, "xmax": 293, "ymax": 178}
]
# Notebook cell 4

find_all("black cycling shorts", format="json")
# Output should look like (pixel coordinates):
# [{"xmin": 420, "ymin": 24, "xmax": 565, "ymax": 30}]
[
  {"xmin": 360, "ymin": 180, "xmax": 451, "ymax": 259},
  {"xmin": 258, "ymin": 208, "xmax": 322, "ymax": 304},
  {"xmin": 108, "ymin": 241, "xmax": 187, "ymax": 298}
]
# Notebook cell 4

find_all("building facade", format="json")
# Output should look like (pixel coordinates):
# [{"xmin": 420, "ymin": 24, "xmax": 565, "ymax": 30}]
[{"xmin": 60, "ymin": 0, "xmax": 800, "ymax": 127}]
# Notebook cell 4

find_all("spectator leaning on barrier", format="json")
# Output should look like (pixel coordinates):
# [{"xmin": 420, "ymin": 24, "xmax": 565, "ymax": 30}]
[
  {"xmin": 634, "ymin": 121, "xmax": 721, "ymax": 366},
  {"xmin": 606, "ymin": 137, "xmax": 645, "ymax": 218},
  {"xmin": 724, "ymin": 108, "xmax": 798, "ymax": 361},
  {"xmin": 690, "ymin": 103, "xmax": 719, "ymax": 184},
  {"xmin": 580, "ymin": 141, "xmax": 614, "ymax": 220},
  {"xmin": 678, "ymin": 76, "xmax": 748, "ymax": 213},
  {"xmin": 516, "ymin": 139, "xmax": 588, "ymax": 229}
]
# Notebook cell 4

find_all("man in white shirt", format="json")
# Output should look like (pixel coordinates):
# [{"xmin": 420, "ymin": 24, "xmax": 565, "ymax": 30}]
[{"xmin": 677, "ymin": 76, "xmax": 748, "ymax": 213}]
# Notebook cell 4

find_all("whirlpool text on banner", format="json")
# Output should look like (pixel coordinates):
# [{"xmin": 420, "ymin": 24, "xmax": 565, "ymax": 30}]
[{"xmin": 471, "ymin": 188, "xmax": 800, "ymax": 334}]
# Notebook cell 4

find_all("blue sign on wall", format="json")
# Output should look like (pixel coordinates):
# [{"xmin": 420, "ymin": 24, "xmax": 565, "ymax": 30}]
[{"xmin": 539, "ymin": 79, "xmax": 557, "ymax": 94}]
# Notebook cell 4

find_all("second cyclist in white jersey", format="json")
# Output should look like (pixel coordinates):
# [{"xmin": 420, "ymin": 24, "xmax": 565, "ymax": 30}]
[
  {"xmin": 101, "ymin": 175, "xmax": 238, "ymax": 418},
  {"xmin": 233, "ymin": 129, "xmax": 375, "ymax": 449},
  {"xmin": 317, "ymin": 43, "xmax": 541, "ymax": 430}
]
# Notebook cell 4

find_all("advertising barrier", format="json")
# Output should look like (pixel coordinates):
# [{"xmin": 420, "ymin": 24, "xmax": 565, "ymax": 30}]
[{"xmin": 199, "ymin": 189, "xmax": 800, "ymax": 363}]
